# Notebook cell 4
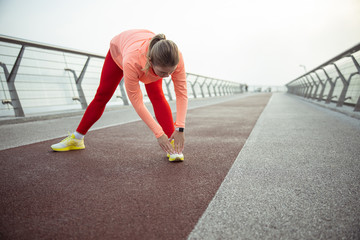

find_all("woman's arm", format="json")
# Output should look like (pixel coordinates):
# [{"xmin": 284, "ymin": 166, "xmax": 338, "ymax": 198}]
[
  {"xmin": 171, "ymin": 52, "xmax": 188, "ymax": 128},
  {"xmin": 123, "ymin": 64, "xmax": 175, "ymax": 154},
  {"xmin": 123, "ymin": 63, "xmax": 164, "ymax": 138}
]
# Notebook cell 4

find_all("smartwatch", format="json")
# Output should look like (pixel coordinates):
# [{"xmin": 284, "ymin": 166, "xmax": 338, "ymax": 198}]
[{"xmin": 175, "ymin": 127, "xmax": 184, "ymax": 132}]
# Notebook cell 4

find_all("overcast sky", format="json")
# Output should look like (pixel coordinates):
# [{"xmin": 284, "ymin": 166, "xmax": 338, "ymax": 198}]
[{"xmin": 1, "ymin": 0, "xmax": 359, "ymax": 86}]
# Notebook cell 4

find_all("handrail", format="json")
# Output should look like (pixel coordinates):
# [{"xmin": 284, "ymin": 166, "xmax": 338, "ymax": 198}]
[
  {"xmin": 0, "ymin": 35, "xmax": 244, "ymax": 118},
  {"xmin": 286, "ymin": 42, "xmax": 360, "ymax": 86},
  {"xmin": 0, "ymin": 35, "xmax": 104, "ymax": 59},
  {"xmin": 285, "ymin": 42, "xmax": 360, "ymax": 112}
]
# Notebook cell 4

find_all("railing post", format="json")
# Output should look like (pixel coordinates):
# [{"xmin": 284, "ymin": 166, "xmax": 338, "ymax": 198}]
[
  {"xmin": 350, "ymin": 55, "xmax": 360, "ymax": 73},
  {"xmin": 165, "ymin": 78, "xmax": 173, "ymax": 101},
  {"xmin": 300, "ymin": 79, "xmax": 306, "ymax": 96},
  {"xmin": 314, "ymin": 71, "xmax": 325, "ymax": 101},
  {"xmin": 206, "ymin": 79, "xmax": 213, "ymax": 97},
  {"xmin": 298, "ymin": 81, "xmax": 303, "ymax": 96},
  {"xmin": 217, "ymin": 81, "xmax": 223, "ymax": 96},
  {"xmin": 3, "ymin": 45, "xmax": 25, "ymax": 117},
  {"xmin": 305, "ymin": 75, "xmax": 313, "ymax": 98},
  {"xmin": 294, "ymin": 81, "xmax": 299, "ymax": 95},
  {"xmin": 190, "ymin": 76, "xmax": 199, "ymax": 98},
  {"xmin": 300, "ymin": 78, "xmax": 308, "ymax": 97},
  {"xmin": 0, "ymin": 62, "xmax": 9, "ymax": 79},
  {"xmin": 230, "ymin": 83, "xmax": 234, "ymax": 94},
  {"xmin": 348, "ymin": 55, "xmax": 360, "ymax": 111},
  {"xmin": 231, "ymin": 83, "xmax": 235, "ymax": 94},
  {"xmin": 328, "ymin": 76, "xmax": 339, "ymax": 104},
  {"xmin": 309, "ymin": 73, "xmax": 319, "ymax": 99},
  {"xmin": 213, "ymin": 80, "xmax": 218, "ymax": 97},
  {"xmin": 321, "ymin": 68, "xmax": 336, "ymax": 104},
  {"xmin": 221, "ymin": 82, "xmax": 226, "ymax": 95},
  {"xmin": 332, "ymin": 63, "xmax": 348, "ymax": 107},
  {"xmin": 298, "ymin": 79, "xmax": 303, "ymax": 96},
  {"xmin": 65, "ymin": 56, "xmax": 90, "ymax": 110},
  {"xmin": 0, "ymin": 62, "xmax": 10, "ymax": 104},
  {"xmin": 77, "ymin": 57, "xmax": 90, "ymax": 108},
  {"xmin": 199, "ymin": 78, "xmax": 206, "ymax": 98},
  {"xmin": 224, "ymin": 83, "xmax": 229, "ymax": 95},
  {"xmin": 302, "ymin": 77, "xmax": 308, "ymax": 97}
]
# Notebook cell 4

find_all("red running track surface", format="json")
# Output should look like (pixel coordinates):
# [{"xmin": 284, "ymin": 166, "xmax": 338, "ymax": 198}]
[{"xmin": 0, "ymin": 93, "xmax": 271, "ymax": 239}]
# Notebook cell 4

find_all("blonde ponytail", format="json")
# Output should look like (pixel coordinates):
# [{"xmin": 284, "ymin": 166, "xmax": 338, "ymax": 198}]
[{"xmin": 149, "ymin": 34, "xmax": 166, "ymax": 51}]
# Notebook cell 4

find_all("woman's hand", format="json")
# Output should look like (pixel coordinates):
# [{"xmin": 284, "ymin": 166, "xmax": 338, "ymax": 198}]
[
  {"xmin": 157, "ymin": 134, "xmax": 175, "ymax": 154},
  {"xmin": 170, "ymin": 131, "xmax": 185, "ymax": 153}
]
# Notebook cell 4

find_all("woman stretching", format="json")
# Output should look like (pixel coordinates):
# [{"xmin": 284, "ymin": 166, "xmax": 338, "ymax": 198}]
[{"xmin": 51, "ymin": 29, "xmax": 188, "ymax": 161}]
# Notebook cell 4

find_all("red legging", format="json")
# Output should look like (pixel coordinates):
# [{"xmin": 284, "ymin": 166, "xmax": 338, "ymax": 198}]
[{"xmin": 76, "ymin": 51, "xmax": 175, "ymax": 138}]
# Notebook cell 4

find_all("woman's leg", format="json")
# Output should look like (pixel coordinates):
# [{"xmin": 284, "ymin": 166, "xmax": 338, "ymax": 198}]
[
  {"xmin": 145, "ymin": 79, "xmax": 175, "ymax": 138},
  {"xmin": 76, "ymin": 51, "xmax": 123, "ymax": 134}
]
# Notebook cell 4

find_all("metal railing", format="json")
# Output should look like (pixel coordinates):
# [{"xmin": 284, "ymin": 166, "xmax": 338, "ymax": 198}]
[
  {"xmin": 0, "ymin": 35, "xmax": 244, "ymax": 118},
  {"xmin": 286, "ymin": 43, "xmax": 360, "ymax": 112}
]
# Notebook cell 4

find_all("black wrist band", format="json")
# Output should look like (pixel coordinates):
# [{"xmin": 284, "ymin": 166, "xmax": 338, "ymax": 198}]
[{"xmin": 176, "ymin": 127, "xmax": 184, "ymax": 132}]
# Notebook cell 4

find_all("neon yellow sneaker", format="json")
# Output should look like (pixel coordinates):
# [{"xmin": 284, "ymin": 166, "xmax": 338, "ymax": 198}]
[
  {"xmin": 51, "ymin": 133, "xmax": 85, "ymax": 151},
  {"xmin": 167, "ymin": 139, "xmax": 184, "ymax": 162},
  {"xmin": 169, "ymin": 153, "xmax": 184, "ymax": 162},
  {"xmin": 167, "ymin": 139, "xmax": 175, "ymax": 158}
]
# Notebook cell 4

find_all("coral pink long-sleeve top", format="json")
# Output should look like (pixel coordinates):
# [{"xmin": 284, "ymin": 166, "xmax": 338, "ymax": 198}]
[{"xmin": 109, "ymin": 29, "xmax": 188, "ymax": 138}]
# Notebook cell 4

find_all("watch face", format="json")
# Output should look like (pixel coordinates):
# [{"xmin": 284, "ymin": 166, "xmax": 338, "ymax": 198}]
[{"xmin": 176, "ymin": 127, "xmax": 184, "ymax": 132}]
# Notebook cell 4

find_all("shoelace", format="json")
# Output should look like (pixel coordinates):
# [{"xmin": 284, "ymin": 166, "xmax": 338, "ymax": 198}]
[{"xmin": 60, "ymin": 132, "xmax": 72, "ymax": 143}]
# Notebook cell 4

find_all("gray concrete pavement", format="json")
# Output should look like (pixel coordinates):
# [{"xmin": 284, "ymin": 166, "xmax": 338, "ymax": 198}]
[
  {"xmin": 188, "ymin": 93, "xmax": 360, "ymax": 240},
  {"xmin": 0, "ymin": 94, "xmax": 253, "ymax": 151},
  {"xmin": 295, "ymin": 95, "xmax": 360, "ymax": 120}
]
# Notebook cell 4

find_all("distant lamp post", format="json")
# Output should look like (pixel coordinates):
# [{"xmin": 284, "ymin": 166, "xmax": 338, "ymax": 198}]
[{"xmin": 299, "ymin": 64, "xmax": 307, "ymax": 73}]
